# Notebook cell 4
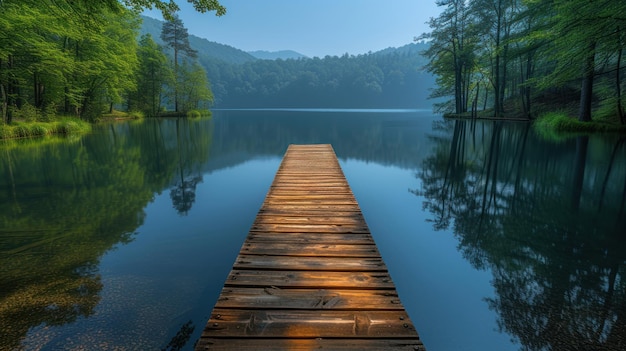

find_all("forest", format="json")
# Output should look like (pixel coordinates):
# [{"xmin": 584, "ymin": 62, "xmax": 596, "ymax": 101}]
[
  {"xmin": 421, "ymin": 0, "xmax": 626, "ymax": 126},
  {"xmin": 0, "ymin": 0, "xmax": 220, "ymax": 128}
]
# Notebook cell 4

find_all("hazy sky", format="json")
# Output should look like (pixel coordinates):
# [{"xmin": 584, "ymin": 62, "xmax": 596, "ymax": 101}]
[{"xmin": 143, "ymin": 0, "xmax": 441, "ymax": 57}]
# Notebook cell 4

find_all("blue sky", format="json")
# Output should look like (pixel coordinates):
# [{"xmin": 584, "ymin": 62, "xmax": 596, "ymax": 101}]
[{"xmin": 143, "ymin": 0, "xmax": 441, "ymax": 58}]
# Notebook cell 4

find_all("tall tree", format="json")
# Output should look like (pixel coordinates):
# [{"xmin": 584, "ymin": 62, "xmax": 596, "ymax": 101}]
[
  {"xmin": 178, "ymin": 60, "xmax": 213, "ymax": 112},
  {"xmin": 161, "ymin": 14, "xmax": 197, "ymax": 112},
  {"xmin": 133, "ymin": 34, "xmax": 171, "ymax": 116},
  {"xmin": 66, "ymin": 9, "xmax": 139, "ymax": 119},
  {"xmin": 471, "ymin": 0, "xmax": 517, "ymax": 117},
  {"xmin": 419, "ymin": 0, "xmax": 477, "ymax": 115}
]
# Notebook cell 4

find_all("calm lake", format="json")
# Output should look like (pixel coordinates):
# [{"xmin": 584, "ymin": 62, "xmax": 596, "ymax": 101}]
[{"xmin": 1, "ymin": 109, "xmax": 625, "ymax": 350}]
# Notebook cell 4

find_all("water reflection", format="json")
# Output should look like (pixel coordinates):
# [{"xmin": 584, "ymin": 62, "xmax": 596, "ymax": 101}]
[
  {"xmin": 416, "ymin": 119, "xmax": 626, "ymax": 350},
  {"xmin": 2, "ymin": 110, "xmax": 626, "ymax": 350},
  {"xmin": 0, "ymin": 118, "xmax": 212, "ymax": 350}
]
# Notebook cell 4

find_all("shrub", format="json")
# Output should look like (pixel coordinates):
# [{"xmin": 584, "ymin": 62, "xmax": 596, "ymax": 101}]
[
  {"xmin": 0, "ymin": 125, "xmax": 13, "ymax": 139},
  {"xmin": 13, "ymin": 104, "xmax": 39, "ymax": 122},
  {"xmin": 128, "ymin": 110, "xmax": 145, "ymax": 119},
  {"xmin": 30, "ymin": 123, "xmax": 50, "ymax": 137},
  {"xmin": 186, "ymin": 110, "xmax": 201, "ymax": 118}
]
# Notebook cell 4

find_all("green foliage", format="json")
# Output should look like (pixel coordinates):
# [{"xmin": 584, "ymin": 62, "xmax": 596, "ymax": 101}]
[
  {"xmin": 128, "ymin": 0, "xmax": 226, "ymax": 19},
  {"xmin": 185, "ymin": 109, "xmax": 211, "ymax": 118},
  {"xmin": 55, "ymin": 118, "xmax": 92, "ymax": 135},
  {"xmin": 0, "ymin": 2, "xmax": 141, "ymax": 123},
  {"xmin": 0, "ymin": 118, "xmax": 214, "ymax": 349},
  {"xmin": 131, "ymin": 33, "xmax": 171, "ymax": 116},
  {"xmin": 0, "ymin": 0, "xmax": 225, "ymax": 124},
  {"xmin": 128, "ymin": 110, "xmax": 145, "ymax": 119},
  {"xmin": 140, "ymin": 16, "xmax": 255, "ymax": 64},
  {"xmin": 139, "ymin": 17, "xmax": 433, "ymax": 109},
  {"xmin": 186, "ymin": 110, "xmax": 202, "ymax": 118},
  {"xmin": 205, "ymin": 46, "xmax": 433, "ymax": 108},
  {"xmin": 534, "ymin": 112, "xmax": 626, "ymax": 138},
  {"xmin": 416, "ymin": 118, "xmax": 626, "ymax": 350},
  {"xmin": 420, "ymin": 0, "xmax": 626, "ymax": 124},
  {"xmin": 11, "ymin": 104, "xmax": 39, "ymax": 122}
]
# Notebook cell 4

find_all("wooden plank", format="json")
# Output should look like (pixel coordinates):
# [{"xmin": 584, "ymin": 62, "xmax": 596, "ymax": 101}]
[
  {"xmin": 233, "ymin": 255, "xmax": 387, "ymax": 271},
  {"xmin": 245, "ymin": 232, "xmax": 375, "ymax": 245},
  {"xmin": 253, "ymin": 215, "xmax": 365, "ymax": 225},
  {"xmin": 196, "ymin": 339, "xmax": 426, "ymax": 351},
  {"xmin": 239, "ymin": 242, "xmax": 380, "ymax": 257},
  {"xmin": 196, "ymin": 144, "xmax": 424, "ymax": 350},
  {"xmin": 214, "ymin": 288, "xmax": 405, "ymax": 310},
  {"xmin": 250, "ymin": 223, "xmax": 370, "ymax": 233},
  {"xmin": 226, "ymin": 270, "xmax": 395, "ymax": 289},
  {"xmin": 203, "ymin": 309, "xmax": 418, "ymax": 338}
]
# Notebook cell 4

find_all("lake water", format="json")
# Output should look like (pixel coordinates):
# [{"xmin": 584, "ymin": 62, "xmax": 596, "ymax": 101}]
[{"xmin": 1, "ymin": 109, "xmax": 625, "ymax": 350}]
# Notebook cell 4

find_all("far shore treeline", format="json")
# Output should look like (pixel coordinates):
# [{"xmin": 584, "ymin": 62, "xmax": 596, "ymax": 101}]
[{"xmin": 421, "ymin": 0, "xmax": 626, "ymax": 128}]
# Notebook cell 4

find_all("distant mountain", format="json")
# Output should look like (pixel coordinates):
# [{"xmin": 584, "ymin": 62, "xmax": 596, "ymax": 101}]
[
  {"xmin": 139, "ymin": 16, "xmax": 256, "ymax": 64},
  {"xmin": 248, "ymin": 50, "xmax": 308, "ymax": 60}
]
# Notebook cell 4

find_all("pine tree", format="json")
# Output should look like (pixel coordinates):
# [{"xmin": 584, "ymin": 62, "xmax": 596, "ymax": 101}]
[{"xmin": 160, "ymin": 14, "xmax": 197, "ymax": 113}]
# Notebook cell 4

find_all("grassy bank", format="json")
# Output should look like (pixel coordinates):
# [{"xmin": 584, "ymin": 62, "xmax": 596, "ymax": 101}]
[
  {"xmin": 534, "ymin": 112, "xmax": 626, "ymax": 133},
  {"xmin": 99, "ymin": 110, "xmax": 145, "ymax": 121},
  {"xmin": 158, "ymin": 109, "xmax": 213, "ymax": 118},
  {"xmin": 0, "ymin": 118, "xmax": 92, "ymax": 140}
]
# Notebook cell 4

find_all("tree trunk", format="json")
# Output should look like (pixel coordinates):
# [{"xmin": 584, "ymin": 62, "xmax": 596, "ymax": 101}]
[
  {"xmin": 455, "ymin": 63, "xmax": 463, "ymax": 115},
  {"xmin": 6, "ymin": 55, "xmax": 15, "ymax": 124},
  {"xmin": 616, "ymin": 39, "xmax": 624, "ymax": 124},
  {"xmin": 0, "ymin": 57, "xmax": 7, "ymax": 123},
  {"xmin": 578, "ymin": 41, "xmax": 596, "ymax": 122},
  {"xmin": 174, "ymin": 48, "xmax": 179, "ymax": 113}
]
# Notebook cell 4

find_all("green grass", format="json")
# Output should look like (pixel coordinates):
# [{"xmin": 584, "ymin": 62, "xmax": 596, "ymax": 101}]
[
  {"xmin": 100, "ymin": 110, "xmax": 144, "ymax": 120},
  {"xmin": 0, "ymin": 118, "xmax": 91, "ymax": 140},
  {"xmin": 533, "ymin": 111, "xmax": 626, "ymax": 141}
]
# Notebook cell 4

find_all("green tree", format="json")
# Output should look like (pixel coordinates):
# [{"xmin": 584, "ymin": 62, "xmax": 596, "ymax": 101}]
[
  {"xmin": 470, "ymin": 0, "xmax": 519, "ymax": 117},
  {"xmin": 126, "ymin": 0, "xmax": 226, "ymax": 19},
  {"xmin": 161, "ymin": 14, "xmax": 197, "ymax": 113},
  {"xmin": 178, "ymin": 60, "xmax": 213, "ymax": 112},
  {"xmin": 64, "ymin": 9, "xmax": 139, "ymax": 119},
  {"xmin": 419, "ymin": 0, "xmax": 477, "ymax": 114},
  {"xmin": 0, "ymin": 2, "xmax": 78, "ymax": 123},
  {"xmin": 133, "ymin": 33, "xmax": 171, "ymax": 116}
]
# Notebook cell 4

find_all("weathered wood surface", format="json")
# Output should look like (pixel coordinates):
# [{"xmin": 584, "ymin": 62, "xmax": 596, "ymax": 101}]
[{"xmin": 196, "ymin": 144, "xmax": 425, "ymax": 350}]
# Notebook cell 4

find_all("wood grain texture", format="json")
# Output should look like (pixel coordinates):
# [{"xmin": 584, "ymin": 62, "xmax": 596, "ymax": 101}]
[{"xmin": 195, "ymin": 144, "xmax": 425, "ymax": 350}]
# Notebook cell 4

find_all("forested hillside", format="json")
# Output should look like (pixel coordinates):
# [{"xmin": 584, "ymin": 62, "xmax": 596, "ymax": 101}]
[
  {"xmin": 140, "ymin": 16, "xmax": 256, "ymax": 65},
  {"xmin": 141, "ymin": 16, "xmax": 434, "ymax": 108},
  {"xmin": 248, "ymin": 50, "xmax": 309, "ymax": 60},
  {"xmin": 141, "ymin": 17, "xmax": 435, "ymax": 108},
  {"xmin": 207, "ymin": 46, "xmax": 434, "ymax": 108}
]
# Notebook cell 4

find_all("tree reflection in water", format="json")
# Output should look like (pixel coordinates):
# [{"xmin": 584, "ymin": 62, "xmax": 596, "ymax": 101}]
[
  {"xmin": 415, "ymin": 119, "xmax": 626, "ymax": 350},
  {"xmin": 0, "ymin": 118, "xmax": 212, "ymax": 350}
]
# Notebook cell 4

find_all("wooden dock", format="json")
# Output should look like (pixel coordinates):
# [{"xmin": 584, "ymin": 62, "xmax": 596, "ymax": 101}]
[{"xmin": 196, "ymin": 144, "xmax": 425, "ymax": 350}]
